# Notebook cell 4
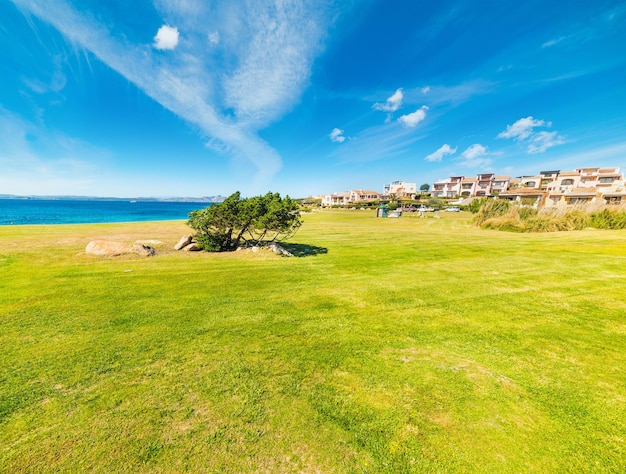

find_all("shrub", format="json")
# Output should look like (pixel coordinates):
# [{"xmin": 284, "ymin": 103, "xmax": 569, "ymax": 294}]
[
  {"xmin": 475, "ymin": 201, "xmax": 594, "ymax": 233},
  {"xmin": 188, "ymin": 191, "xmax": 302, "ymax": 251},
  {"xmin": 590, "ymin": 208, "xmax": 626, "ymax": 229},
  {"xmin": 472, "ymin": 199, "xmax": 511, "ymax": 226},
  {"xmin": 467, "ymin": 198, "xmax": 488, "ymax": 214},
  {"xmin": 427, "ymin": 197, "xmax": 446, "ymax": 210}
]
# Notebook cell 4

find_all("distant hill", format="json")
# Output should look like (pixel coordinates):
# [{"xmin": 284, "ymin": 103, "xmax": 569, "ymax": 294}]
[{"xmin": 0, "ymin": 194, "xmax": 226, "ymax": 203}]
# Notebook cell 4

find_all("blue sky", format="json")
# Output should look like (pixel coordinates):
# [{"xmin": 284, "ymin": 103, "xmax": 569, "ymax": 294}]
[{"xmin": 1, "ymin": 0, "xmax": 625, "ymax": 198}]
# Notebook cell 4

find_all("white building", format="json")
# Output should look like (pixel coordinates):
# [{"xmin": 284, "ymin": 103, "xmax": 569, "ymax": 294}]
[
  {"xmin": 383, "ymin": 180, "xmax": 417, "ymax": 197},
  {"xmin": 321, "ymin": 192, "xmax": 350, "ymax": 206},
  {"xmin": 321, "ymin": 190, "xmax": 381, "ymax": 206}
]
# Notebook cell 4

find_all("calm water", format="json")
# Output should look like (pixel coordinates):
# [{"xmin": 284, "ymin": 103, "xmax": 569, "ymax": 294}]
[{"xmin": 0, "ymin": 199, "xmax": 212, "ymax": 225}]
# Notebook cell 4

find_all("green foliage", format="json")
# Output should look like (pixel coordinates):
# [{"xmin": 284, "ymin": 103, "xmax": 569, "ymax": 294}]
[
  {"xmin": 518, "ymin": 207, "xmax": 538, "ymax": 220},
  {"xmin": 426, "ymin": 197, "xmax": 445, "ymax": 210},
  {"xmin": 471, "ymin": 199, "xmax": 511, "ymax": 226},
  {"xmin": 420, "ymin": 183, "xmax": 430, "ymax": 191},
  {"xmin": 188, "ymin": 191, "xmax": 302, "ymax": 251},
  {"xmin": 590, "ymin": 208, "xmax": 626, "ymax": 229},
  {"xmin": 474, "ymin": 200, "xmax": 600, "ymax": 232},
  {"xmin": 467, "ymin": 197, "xmax": 488, "ymax": 213}
]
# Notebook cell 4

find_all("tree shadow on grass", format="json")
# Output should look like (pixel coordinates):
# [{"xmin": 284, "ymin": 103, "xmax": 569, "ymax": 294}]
[{"xmin": 280, "ymin": 242, "xmax": 328, "ymax": 257}]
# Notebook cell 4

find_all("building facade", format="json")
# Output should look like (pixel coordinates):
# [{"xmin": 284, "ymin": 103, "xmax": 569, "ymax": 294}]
[{"xmin": 383, "ymin": 180, "xmax": 417, "ymax": 197}]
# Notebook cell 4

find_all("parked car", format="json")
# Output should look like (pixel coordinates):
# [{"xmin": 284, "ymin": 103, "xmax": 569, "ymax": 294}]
[
  {"xmin": 417, "ymin": 206, "xmax": 435, "ymax": 212},
  {"xmin": 445, "ymin": 206, "xmax": 461, "ymax": 212}
]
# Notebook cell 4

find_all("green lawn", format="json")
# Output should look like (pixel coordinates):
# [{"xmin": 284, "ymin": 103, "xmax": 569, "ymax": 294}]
[{"xmin": 1, "ymin": 210, "xmax": 624, "ymax": 472}]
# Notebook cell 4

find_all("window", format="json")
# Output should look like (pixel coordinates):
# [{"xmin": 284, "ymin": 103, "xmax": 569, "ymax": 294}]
[
  {"xmin": 561, "ymin": 179, "xmax": 574, "ymax": 186},
  {"xmin": 525, "ymin": 181, "xmax": 536, "ymax": 187},
  {"xmin": 599, "ymin": 177, "xmax": 615, "ymax": 183}
]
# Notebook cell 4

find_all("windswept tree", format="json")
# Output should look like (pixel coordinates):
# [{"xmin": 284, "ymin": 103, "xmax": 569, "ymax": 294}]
[{"xmin": 188, "ymin": 192, "xmax": 302, "ymax": 251}]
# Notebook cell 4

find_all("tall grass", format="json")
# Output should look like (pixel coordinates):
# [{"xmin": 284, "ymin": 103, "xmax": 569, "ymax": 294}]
[{"xmin": 474, "ymin": 200, "xmax": 626, "ymax": 232}]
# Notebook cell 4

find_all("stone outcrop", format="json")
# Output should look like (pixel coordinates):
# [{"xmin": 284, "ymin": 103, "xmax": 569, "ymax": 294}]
[
  {"xmin": 86, "ymin": 240, "xmax": 155, "ymax": 257},
  {"xmin": 131, "ymin": 243, "xmax": 156, "ymax": 257},
  {"xmin": 86, "ymin": 241, "xmax": 132, "ymax": 256},
  {"xmin": 182, "ymin": 243, "xmax": 201, "ymax": 252},
  {"xmin": 174, "ymin": 235, "xmax": 193, "ymax": 250}
]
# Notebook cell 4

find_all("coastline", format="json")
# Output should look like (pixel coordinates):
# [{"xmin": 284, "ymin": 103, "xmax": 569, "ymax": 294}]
[{"xmin": 0, "ymin": 198, "xmax": 212, "ymax": 226}]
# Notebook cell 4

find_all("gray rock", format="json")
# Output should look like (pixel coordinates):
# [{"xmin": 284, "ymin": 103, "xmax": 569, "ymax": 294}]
[
  {"xmin": 174, "ymin": 235, "xmax": 193, "ymax": 250},
  {"xmin": 268, "ymin": 242, "xmax": 293, "ymax": 257}
]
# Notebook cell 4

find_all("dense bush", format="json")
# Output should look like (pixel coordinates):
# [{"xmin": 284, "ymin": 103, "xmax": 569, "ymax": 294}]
[
  {"xmin": 467, "ymin": 198, "xmax": 488, "ymax": 214},
  {"xmin": 590, "ymin": 208, "xmax": 626, "ymax": 229},
  {"xmin": 471, "ymin": 199, "xmax": 511, "ymax": 226},
  {"xmin": 427, "ymin": 197, "xmax": 446, "ymax": 210},
  {"xmin": 188, "ymin": 191, "xmax": 302, "ymax": 251},
  {"xmin": 472, "ymin": 199, "xmax": 626, "ymax": 232}
]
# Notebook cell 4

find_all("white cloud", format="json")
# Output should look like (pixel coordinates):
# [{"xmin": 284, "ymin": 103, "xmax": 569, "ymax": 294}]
[
  {"xmin": 527, "ymin": 131, "xmax": 565, "ymax": 154},
  {"xmin": 458, "ymin": 143, "xmax": 493, "ymax": 169},
  {"xmin": 207, "ymin": 31, "xmax": 219, "ymax": 45},
  {"xmin": 329, "ymin": 128, "xmax": 346, "ymax": 143},
  {"xmin": 12, "ymin": 0, "xmax": 332, "ymax": 187},
  {"xmin": 373, "ymin": 88, "xmax": 404, "ymax": 112},
  {"xmin": 425, "ymin": 144, "xmax": 457, "ymax": 162},
  {"xmin": 153, "ymin": 25, "xmax": 180, "ymax": 50},
  {"xmin": 421, "ymin": 86, "xmax": 431, "ymax": 94},
  {"xmin": 497, "ymin": 116, "xmax": 547, "ymax": 140},
  {"xmin": 398, "ymin": 106, "xmax": 428, "ymax": 128},
  {"xmin": 462, "ymin": 143, "xmax": 487, "ymax": 160},
  {"xmin": 498, "ymin": 116, "xmax": 565, "ymax": 154}
]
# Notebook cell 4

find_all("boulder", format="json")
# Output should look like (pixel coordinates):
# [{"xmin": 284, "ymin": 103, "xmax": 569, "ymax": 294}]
[
  {"xmin": 182, "ymin": 243, "xmax": 201, "ymax": 252},
  {"xmin": 174, "ymin": 235, "xmax": 193, "ymax": 250},
  {"xmin": 131, "ymin": 243, "xmax": 156, "ymax": 257},
  {"xmin": 86, "ymin": 240, "xmax": 132, "ymax": 256}
]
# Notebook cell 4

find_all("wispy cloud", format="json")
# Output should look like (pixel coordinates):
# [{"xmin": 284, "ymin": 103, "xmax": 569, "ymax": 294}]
[
  {"xmin": 403, "ymin": 80, "xmax": 493, "ymax": 107},
  {"xmin": 498, "ymin": 116, "xmax": 565, "ymax": 154},
  {"xmin": 0, "ymin": 107, "xmax": 106, "ymax": 194},
  {"xmin": 329, "ymin": 122, "xmax": 427, "ymax": 164},
  {"xmin": 541, "ymin": 36, "xmax": 569, "ymax": 48},
  {"xmin": 398, "ymin": 106, "xmax": 428, "ymax": 128},
  {"xmin": 11, "ymin": 0, "xmax": 331, "ymax": 187},
  {"xmin": 527, "ymin": 131, "xmax": 565, "ymax": 154},
  {"xmin": 207, "ymin": 31, "xmax": 219, "ymax": 45},
  {"xmin": 425, "ymin": 144, "xmax": 457, "ymax": 162}
]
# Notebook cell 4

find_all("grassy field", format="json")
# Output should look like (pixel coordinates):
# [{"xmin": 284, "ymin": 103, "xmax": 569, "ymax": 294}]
[{"xmin": 1, "ymin": 210, "xmax": 625, "ymax": 473}]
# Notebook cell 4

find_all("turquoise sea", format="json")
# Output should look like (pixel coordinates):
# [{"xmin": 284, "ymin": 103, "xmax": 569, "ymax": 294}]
[{"xmin": 0, "ymin": 199, "xmax": 212, "ymax": 225}]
